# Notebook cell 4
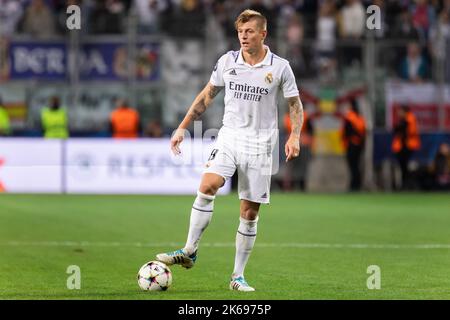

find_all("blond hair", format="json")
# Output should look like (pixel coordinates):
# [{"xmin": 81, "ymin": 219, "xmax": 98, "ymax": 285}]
[{"xmin": 234, "ymin": 9, "xmax": 267, "ymax": 31}]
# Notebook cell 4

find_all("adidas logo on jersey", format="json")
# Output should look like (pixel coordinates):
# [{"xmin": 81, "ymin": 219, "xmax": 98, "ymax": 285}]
[
  {"xmin": 261, "ymin": 193, "xmax": 268, "ymax": 199},
  {"xmin": 229, "ymin": 69, "xmax": 237, "ymax": 75}
]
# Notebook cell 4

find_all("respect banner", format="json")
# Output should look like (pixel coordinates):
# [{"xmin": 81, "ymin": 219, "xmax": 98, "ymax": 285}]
[
  {"xmin": 0, "ymin": 139, "xmax": 62, "ymax": 193},
  {"xmin": 0, "ymin": 138, "xmax": 231, "ymax": 195},
  {"xmin": 65, "ymin": 138, "xmax": 231, "ymax": 195}
]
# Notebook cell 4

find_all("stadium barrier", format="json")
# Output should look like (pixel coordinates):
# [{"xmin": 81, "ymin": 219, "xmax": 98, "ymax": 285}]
[{"xmin": 0, "ymin": 138, "xmax": 231, "ymax": 195}]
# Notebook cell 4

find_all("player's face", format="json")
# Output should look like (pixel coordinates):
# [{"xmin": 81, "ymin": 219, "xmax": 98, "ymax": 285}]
[{"xmin": 237, "ymin": 19, "xmax": 266, "ymax": 54}]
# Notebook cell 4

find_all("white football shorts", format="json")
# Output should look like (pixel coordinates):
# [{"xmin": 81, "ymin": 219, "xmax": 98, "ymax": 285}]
[{"xmin": 203, "ymin": 135, "xmax": 273, "ymax": 204}]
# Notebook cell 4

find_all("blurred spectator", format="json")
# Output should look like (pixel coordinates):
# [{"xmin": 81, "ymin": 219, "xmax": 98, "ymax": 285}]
[
  {"xmin": 390, "ymin": 8, "xmax": 420, "ymax": 39},
  {"xmin": 429, "ymin": 10, "xmax": 450, "ymax": 80},
  {"xmin": 40, "ymin": 96, "xmax": 69, "ymax": 139},
  {"xmin": 143, "ymin": 119, "xmax": 163, "ymax": 137},
  {"xmin": 110, "ymin": 98, "xmax": 141, "ymax": 138},
  {"xmin": 286, "ymin": 12, "xmax": 304, "ymax": 47},
  {"xmin": 90, "ymin": 0, "xmax": 129, "ymax": 34},
  {"xmin": 384, "ymin": 0, "xmax": 404, "ymax": 32},
  {"xmin": 278, "ymin": 0, "xmax": 317, "ymax": 20},
  {"xmin": 282, "ymin": 108, "xmax": 314, "ymax": 191},
  {"xmin": 134, "ymin": 0, "xmax": 168, "ymax": 35},
  {"xmin": 431, "ymin": 142, "xmax": 450, "ymax": 190},
  {"xmin": 315, "ymin": 0, "xmax": 337, "ymax": 81},
  {"xmin": 209, "ymin": 0, "xmax": 228, "ymax": 31},
  {"xmin": 340, "ymin": 99, "xmax": 366, "ymax": 191},
  {"xmin": 0, "ymin": 0, "xmax": 23, "ymax": 37},
  {"xmin": 391, "ymin": 105, "xmax": 421, "ymax": 190},
  {"xmin": 338, "ymin": 0, "xmax": 365, "ymax": 66},
  {"xmin": 0, "ymin": 95, "xmax": 11, "ymax": 136},
  {"xmin": 203, "ymin": 2, "xmax": 228, "ymax": 73},
  {"xmin": 277, "ymin": 0, "xmax": 304, "ymax": 21},
  {"xmin": 285, "ymin": 13, "xmax": 305, "ymax": 77},
  {"xmin": 166, "ymin": 0, "xmax": 206, "ymax": 38},
  {"xmin": 441, "ymin": 0, "xmax": 450, "ymax": 13},
  {"xmin": 338, "ymin": 0, "xmax": 365, "ymax": 39},
  {"xmin": 0, "ymin": 37, "xmax": 9, "ymax": 81},
  {"xmin": 223, "ymin": 0, "xmax": 247, "ymax": 38},
  {"xmin": 410, "ymin": 0, "xmax": 436, "ymax": 42},
  {"xmin": 21, "ymin": 0, "xmax": 57, "ymax": 38},
  {"xmin": 110, "ymin": 0, "xmax": 132, "ymax": 12},
  {"xmin": 248, "ymin": 0, "xmax": 276, "ymax": 36},
  {"xmin": 399, "ymin": 42, "xmax": 429, "ymax": 82}
]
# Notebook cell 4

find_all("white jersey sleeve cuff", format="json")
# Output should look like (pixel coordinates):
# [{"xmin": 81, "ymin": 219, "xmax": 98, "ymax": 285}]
[{"xmin": 284, "ymin": 91, "xmax": 300, "ymax": 98}]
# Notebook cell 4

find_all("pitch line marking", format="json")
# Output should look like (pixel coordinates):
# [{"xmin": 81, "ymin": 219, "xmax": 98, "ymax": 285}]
[{"xmin": 2, "ymin": 241, "xmax": 450, "ymax": 249}]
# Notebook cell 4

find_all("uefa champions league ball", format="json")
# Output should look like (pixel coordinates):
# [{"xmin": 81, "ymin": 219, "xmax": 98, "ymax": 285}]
[{"xmin": 137, "ymin": 261, "xmax": 172, "ymax": 291}]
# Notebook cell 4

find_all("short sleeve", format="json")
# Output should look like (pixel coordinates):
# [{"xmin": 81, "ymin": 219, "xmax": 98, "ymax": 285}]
[
  {"xmin": 281, "ymin": 64, "xmax": 299, "ymax": 98},
  {"xmin": 209, "ymin": 54, "xmax": 227, "ymax": 87}
]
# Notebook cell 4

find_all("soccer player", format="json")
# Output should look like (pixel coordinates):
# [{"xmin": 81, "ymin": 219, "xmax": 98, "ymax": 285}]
[{"xmin": 156, "ymin": 9, "xmax": 304, "ymax": 292}]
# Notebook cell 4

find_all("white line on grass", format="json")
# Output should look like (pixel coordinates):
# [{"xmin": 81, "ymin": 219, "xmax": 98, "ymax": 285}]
[{"xmin": 2, "ymin": 241, "xmax": 450, "ymax": 249}]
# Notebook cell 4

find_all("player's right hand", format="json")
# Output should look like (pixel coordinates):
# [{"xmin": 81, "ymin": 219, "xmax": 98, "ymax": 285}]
[
  {"xmin": 171, "ymin": 128, "xmax": 185, "ymax": 155},
  {"xmin": 285, "ymin": 135, "xmax": 300, "ymax": 162}
]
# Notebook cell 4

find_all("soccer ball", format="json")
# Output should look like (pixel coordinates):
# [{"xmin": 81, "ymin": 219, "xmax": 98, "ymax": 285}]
[{"xmin": 137, "ymin": 261, "xmax": 172, "ymax": 291}]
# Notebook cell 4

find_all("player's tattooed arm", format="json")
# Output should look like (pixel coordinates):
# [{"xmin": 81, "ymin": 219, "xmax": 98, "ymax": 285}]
[
  {"xmin": 207, "ymin": 85, "xmax": 223, "ymax": 101},
  {"xmin": 285, "ymin": 96, "xmax": 304, "ymax": 161},
  {"xmin": 287, "ymin": 96, "xmax": 304, "ymax": 138},
  {"xmin": 171, "ymin": 83, "xmax": 223, "ymax": 155},
  {"xmin": 186, "ymin": 83, "xmax": 223, "ymax": 122}
]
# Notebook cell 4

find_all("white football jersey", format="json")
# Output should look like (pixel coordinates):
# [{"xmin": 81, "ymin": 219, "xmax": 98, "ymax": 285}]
[{"xmin": 210, "ymin": 46, "xmax": 299, "ymax": 154}]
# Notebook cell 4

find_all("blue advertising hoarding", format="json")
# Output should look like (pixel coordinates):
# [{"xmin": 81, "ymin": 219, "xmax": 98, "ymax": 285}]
[
  {"xmin": 79, "ymin": 42, "xmax": 159, "ymax": 81},
  {"xmin": 8, "ymin": 42, "xmax": 67, "ymax": 80},
  {"xmin": 6, "ymin": 40, "xmax": 159, "ymax": 81}
]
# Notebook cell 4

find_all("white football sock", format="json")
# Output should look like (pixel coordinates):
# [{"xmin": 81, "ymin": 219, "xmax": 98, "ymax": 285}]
[
  {"xmin": 183, "ymin": 191, "xmax": 215, "ymax": 255},
  {"xmin": 233, "ymin": 216, "xmax": 259, "ymax": 278}
]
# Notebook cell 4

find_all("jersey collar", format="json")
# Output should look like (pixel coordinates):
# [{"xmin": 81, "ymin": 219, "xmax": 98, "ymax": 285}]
[{"xmin": 236, "ymin": 45, "xmax": 273, "ymax": 67}]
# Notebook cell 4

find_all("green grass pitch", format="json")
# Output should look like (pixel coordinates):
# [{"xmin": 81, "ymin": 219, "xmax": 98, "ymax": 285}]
[{"xmin": 0, "ymin": 193, "xmax": 449, "ymax": 300}]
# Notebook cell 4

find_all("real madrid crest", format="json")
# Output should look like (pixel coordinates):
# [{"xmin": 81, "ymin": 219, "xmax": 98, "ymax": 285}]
[{"xmin": 265, "ymin": 72, "xmax": 273, "ymax": 84}]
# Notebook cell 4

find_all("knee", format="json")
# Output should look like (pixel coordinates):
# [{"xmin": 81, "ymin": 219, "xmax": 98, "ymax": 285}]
[
  {"xmin": 199, "ymin": 182, "xmax": 219, "ymax": 196},
  {"xmin": 199, "ymin": 174, "xmax": 224, "ymax": 195},
  {"xmin": 240, "ymin": 207, "xmax": 259, "ymax": 221}
]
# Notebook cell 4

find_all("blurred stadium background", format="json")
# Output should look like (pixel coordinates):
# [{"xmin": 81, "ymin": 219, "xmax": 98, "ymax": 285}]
[
  {"xmin": 0, "ymin": 0, "xmax": 449, "ymax": 193},
  {"xmin": 1, "ymin": 0, "xmax": 450, "ymax": 300}
]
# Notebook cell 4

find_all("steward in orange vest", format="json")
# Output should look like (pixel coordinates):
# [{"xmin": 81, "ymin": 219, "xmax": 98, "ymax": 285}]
[
  {"xmin": 341, "ymin": 105, "xmax": 366, "ymax": 150},
  {"xmin": 391, "ymin": 106, "xmax": 421, "ymax": 153},
  {"xmin": 391, "ymin": 105, "xmax": 421, "ymax": 189},
  {"xmin": 110, "ymin": 99, "xmax": 141, "ymax": 138},
  {"xmin": 341, "ymin": 99, "xmax": 366, "ymax": 191}
]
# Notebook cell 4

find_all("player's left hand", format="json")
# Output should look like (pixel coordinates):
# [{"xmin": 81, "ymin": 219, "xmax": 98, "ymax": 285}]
[{"xmin": 285, "ymin": 136, "xmax": 300, "ymax": 162}]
